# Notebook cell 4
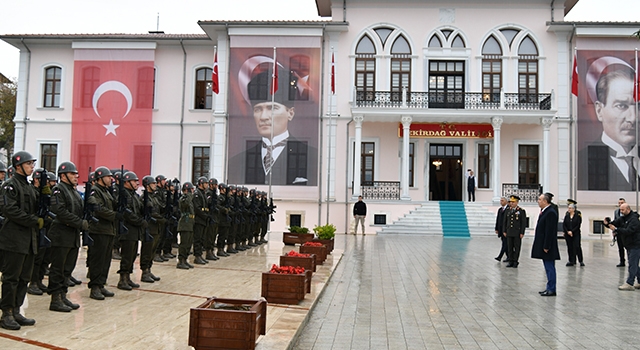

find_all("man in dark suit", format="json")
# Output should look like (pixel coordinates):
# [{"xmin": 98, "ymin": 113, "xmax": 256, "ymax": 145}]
[
  {"xmin": 503, "ymin": 195, "xmax": 526, "ymax": 268},
  {"xmin": 532, "ymin": 193, "xmax": 560, "ymax": 296},
  {"xmin": 579, "ymin": 61, "xmax": 637, "ymax": 191},
  {"xmin": 614, "ymin": 197, "xmax": 627, "ymax": 267},
  {"xmin": 606, "ymin": 203, "xmax": 640, "ymax": 290},
  {"xmin": 494, "ymin": 197, "xmax": 508, "ymax": 262}
]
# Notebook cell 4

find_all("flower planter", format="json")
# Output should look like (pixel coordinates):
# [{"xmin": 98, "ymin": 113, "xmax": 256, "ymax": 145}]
[
  {"xmin": 280, "ymin": 254, "xmax": 316, "ymax": 272},
  {"xmin": 282, "ymin": 232, "xmax": 315, "ymax": 246},
  {"xmin": 261, "ymin": 271, "xmax": 310, "ymax": 304},
  {"xmin": 299, "ymin": 245, "xmax": 327, "ymax": 265},
  {"xmin": 188, "ymin": 297, "xmax": 267, "ymax": 350},
  {"xmin": 311, "ymin": 238, "xmax": 334, "ymax": 254}
]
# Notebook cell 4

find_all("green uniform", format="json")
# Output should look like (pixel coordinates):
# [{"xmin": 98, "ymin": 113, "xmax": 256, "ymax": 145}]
[
  {"xmin": 177, "ymin": 193, "xmax": 194, "ymax": 260},
  {"xmin": 87, "ymin": 183, "xmax": 117, "ymax": 289}
]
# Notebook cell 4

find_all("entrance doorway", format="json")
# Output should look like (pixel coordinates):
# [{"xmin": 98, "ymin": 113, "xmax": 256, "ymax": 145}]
[{"xmin": 429, "ymin": 144, "xmax": 463, "ymax": 201}]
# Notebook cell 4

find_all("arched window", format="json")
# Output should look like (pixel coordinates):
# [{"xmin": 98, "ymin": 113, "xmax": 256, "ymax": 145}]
[
  {"xmin": 499, "ymin": 29, "xmax": 520, "ymax": 48},
  {"xmin": 518, "ymin": 36, "xmax": 539, "ymax": 102},
  {"xmin": 355, "ymin": 36, "xmax": 376, "ymax": 101},
  {"xmin": 390, "ymin": 36, "xmax": 411, "ymax": 98},
  {"xmin": 374, "ymin": 27, "xmax": 393, "ymax": 46},
  {"xmin": 428, "ymin": 35, "xmax": 442, "ymax": 48},
  {"xmin": 451, "ymin": 35, "xmax": 465, "ymax": 48},
  {"xmin": 195, "ymin": 67, "xmax": 213, "ymax": 109},
  {"xmin": 44, "ymin": 66, "xmax": 62, "ymax": 108},
  {"xmin": 482, "ymin": 36, "xmax": 502, "ymax": 103}
]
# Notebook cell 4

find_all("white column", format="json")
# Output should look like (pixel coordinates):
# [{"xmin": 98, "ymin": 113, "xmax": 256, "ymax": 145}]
[
  {"xmin": 401, "ymin": 116, "xmax": 412, "ymax": 200},
  {"xmin": 13, "ymin": 49, "xmax": 30, "ymax": 151},
  {"xmin": 491, "ymin": 116, "xmax": 503, "ymax": 202},
  {"xmin": 542, "ymin": 117, "xmax": 554, "ymax": 193},
  {"xmin": 352, "ymin": 115, "xmax": 364, "ymax": 198}
]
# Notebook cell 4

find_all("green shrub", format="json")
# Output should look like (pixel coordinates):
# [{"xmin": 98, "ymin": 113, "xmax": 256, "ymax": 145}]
[
  {"xmin": 288, "ymin": 226, "xmax": 310, "ymax": 234},
  {"xmin": 313, "ymin": 224, "xmax": 336, "ymax": 240}
]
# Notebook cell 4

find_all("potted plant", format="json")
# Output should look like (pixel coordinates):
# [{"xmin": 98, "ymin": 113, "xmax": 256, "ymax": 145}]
[
  {"xmin": 261, "ymin": 264, "xmax": 311, "ymax": 304},
  {"xmin": 300, "ymin": 241, "xmax": 327, "ymax": 265},
  {"xmin": 282, "ymin": 226, "xmax": 315, "ymax": 246},
  {"xmin": 312, "ymin": 224, "xmax": 336, "ymax": 254},
  {"xmin": 280, "ymin": 250, "xmax": 316, "ymax": 272}
]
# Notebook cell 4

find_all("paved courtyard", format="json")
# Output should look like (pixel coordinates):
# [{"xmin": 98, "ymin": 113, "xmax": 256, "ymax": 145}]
[{"xmin": 295, "ymin": 234, "xmax": 637, "ymax": 349}]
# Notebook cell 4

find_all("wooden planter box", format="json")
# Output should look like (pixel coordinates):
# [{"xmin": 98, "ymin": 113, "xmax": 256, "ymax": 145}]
[
  {"xmin": 300, "ymin": 245, "xmax": 327, "ymax": 265},
  {"xmin": 188, "ymin": 297, "xmax": 267, "ymax": 350},
  {"xmin": 282, "ymin": 233, "xmax": 315, "ymax": 246},
  {"xmin": 311, "ymin": 238, "xmax": 334, "ymax": 254},
  {"xmin": 280, "ymin": 254, "xmax": 316, "ymax": 273},
  {"xmin": 261, "ymin": 271, "xmax": 311, "ymax": 304}
]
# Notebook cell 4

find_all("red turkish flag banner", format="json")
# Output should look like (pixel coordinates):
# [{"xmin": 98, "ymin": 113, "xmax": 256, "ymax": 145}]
[
  {"xmin": 212, "ymin": 51, "xmax": 219, "ymax": 94},
  {"xmin": 71, "ymin": 49, "xmax": 154, "ymax": 181},
  {"xmin": 271, "ymin": 48, "xmax": 278, "ymax": 95},
  {"xmin": 571, "ymin": 55, "xmax": 578, "ymax": 96}
]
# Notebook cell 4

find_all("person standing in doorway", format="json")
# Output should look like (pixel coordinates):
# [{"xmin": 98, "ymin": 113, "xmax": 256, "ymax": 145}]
[
  {"xmin": 353, "ymin": 196, "xmax": 367, "ymax": 235},
  {"xmin": 467, "ymin": 170, "xmax": 477, "ymax": 202}
]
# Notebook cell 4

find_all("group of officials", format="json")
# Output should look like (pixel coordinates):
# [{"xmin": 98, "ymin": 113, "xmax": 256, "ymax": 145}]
[{"xmin": 0, "ymin": 151, "xmax": 274, "ymax": 331}]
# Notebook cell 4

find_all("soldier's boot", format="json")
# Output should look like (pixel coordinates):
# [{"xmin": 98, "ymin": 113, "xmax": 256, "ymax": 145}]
[
  {"xmin": 12, "ymin": 308, "xmax": 35, "ymax": 326},
  {"xmin": 90, "ymin": 286, "xmax": 105, "ymax": 300},
  {"xmin": 141, "ymin": 269, "xmax": 155, "ymax": 283},
  {"xmin": 149, "ymin": 269, "xmax": 161, "ymax": 281},
  {"xmin": 70, "ymin": 276, "xmax": 82, "ymax": 285},
  {"xmin": 49, "ymin": 294, "xmax": 72, "ymax": 312},
  {"xmin": 117, "ymin": 274, "xmax": 133, "ymax": 291},
  {"xmin": 36, "ymin": 280, "xmax": 48, "ymax": 293},
  {"xmin": 65, "ymin": 278, "xmax": 75, "ymax": 287},
  {"xmin": 194, "ymin": 255, "xmax": 207, "ymax": 265},
  {"xmin": 176, "ymin": 258, "xmax": 190, "ymax": 270},
  {"xmin": 260, "ymin": 236, "xmax": 268, "ymax": 244},
  {"xmin": 153, "ymin": 253, "xmax": 165, "ymax": 263},
  {"xmin": 248, "ymin": 238, "xmax": 258, "ymax": 247},
  {"xmin": 217, "ymin": 247, "xmax": 229, "ymax": 257},
  {"xmin": 112, "ymin": 248, "xmax": 122, "ymax": 260},
  {"xmin": 236, "ymin": 243, "xmax": 246, "ymax": 251},
  {"xmin": 27, "ymin": 282, "xmax": 43, "ymax": 295},
  {"xmin": 0, "ymin": 309, "xmax": 21, "ymax": 330},
  {"xmin": 227, "ymin": 245, "xmax": 238, "ymax": 254},
  {"xmin": 205, "ymin": 249, "xmax": 217, "ymax": 260},
  {"xmin": 126, "ymin": 274, "xmax": 140, "ymax": 288},
  {"xmin": 186, "ymin": 259, "xmax": 195, "ymax": 269},
  {"xmin": 61, "ymin": 293, "xmax": 80, "ymax": 310},
  {"xmin": 100, "ymin": 287, "xmax": 115, "ymax": 297}
]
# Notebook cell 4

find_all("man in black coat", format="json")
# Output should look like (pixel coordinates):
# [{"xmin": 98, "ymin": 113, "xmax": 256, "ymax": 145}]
[
  {"xmin": 494, "ymin": 197, "xmax": 509, "ymax": 262},
  {"xmin": 353, "ymin": 196, "xmax": 367, "ymax": 235},
  {"xmin": 613, "ymin": 198, "xmax": 627, "ymax": 267},
  {"xmin": 606, "ymin": 203, "xmax": 640, "ymax": 290},
  {"xmin": 532, "ymin": 193, "xmax": 560, "ymax": 296}
]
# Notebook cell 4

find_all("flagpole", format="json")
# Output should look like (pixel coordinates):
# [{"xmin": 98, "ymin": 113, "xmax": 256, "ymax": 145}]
[
  {"xmin": 268, "ymin": 47, "xmax": 276, "ymax": 232},
  {"xmin": 635, "ymin": 48, "xmax": 638, "ymax": 211},
  {"xmin": 326, "ymin": 49, "xmax": 334, "ymax": 225},
  {"xmin": 209, "ymin": 46, "xmax": 217, "ymax": 179}
]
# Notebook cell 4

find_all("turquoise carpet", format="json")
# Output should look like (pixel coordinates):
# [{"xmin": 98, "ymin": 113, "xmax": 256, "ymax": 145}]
[{"xmin": 439, "ymin": 201, "xmax": 470, "ymax": 238}]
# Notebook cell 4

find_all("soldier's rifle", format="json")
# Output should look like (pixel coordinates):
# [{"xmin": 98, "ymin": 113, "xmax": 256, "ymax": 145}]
[
  {"xmin": 82, "ymin": 167, "xmax": 98, "ymax": 247},
  {"xmin": 163, "ymin": 183, "xmax": 176, "ymax": 239},
  {"xmin": 116, "ymin": 165, "xmax": 131, "ymax": 235},
  {"xmin": 142, "ymin": 188, "xmax": 156, "ymax": 242},
  {"xmin": 207, "ymin": 187, "xmax": 218, "ymax": 225},
  {"xmin": 36, "ymin": 168, "xmax": 55, "ymax": 248},
  {"xmin": 269, "ymin": 197, "xmax": 277, "ymax": 222}
]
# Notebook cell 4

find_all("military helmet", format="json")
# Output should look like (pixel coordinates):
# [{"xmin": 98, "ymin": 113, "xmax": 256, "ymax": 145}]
[
  {"xmin": 94, "ymin": 166, "xmax": 112, "ymax": 179},
  {"xmin": 209, "ymin": 178, "xmax": 218, "ymax": 185},
  {"xmin": 0, "ymin": 161, "xmax": 6, "ymax": 172},
  {"xmin": 113, "ymin": 171, "xmax": 122, "ymax": 181},
  {"xmin": 32, "ymin": 168, "xmax": 46, "ymax": 180},
  {"xmin": 182, "ymin": 182, "xmax": 194, "ymax": 191},
  {"xmin": 47, "ymin": 172, "xmax": 57, "ymax": 182},
  {"xmin": 58, "ymin": 161, "xmax": 78, "ymax": 174},
  {"xmin": 122, "ymin": 171, "xmax": 139, "ymax": 181},
  {"xmin": 142, "ymin": 175, "xmax": 156, "ymax": 187},
  {"xmin": 7, "ymin": 166, "xmax": 14, "ymax": 177},
  {"xmin": 155, "ymin": 174, "xmax": 166, "ymax": 183},
  {"xmin": 228, "ymin": 185, "xmax": 236, "ymax": 191},
  {"xmin": 249, "ymin": 188, "xmax": 256, "ymax": 196},
  {"xmin": 197, "ymin": 176, "xmax": 208, "ymax": 186},
  {"xmin": 242, "ymin": 186, "xmax": 248, "ymax": 192},
  {"xmin": 218, "ymin": 183, "xmax": 227, "ymax": 190},
  {"xmin": 11, "ymin": 151, "xmax": 36, "ymax": 167},
  {"xmin": 89, "ymin": 172, "xmax": 96, "ymax": 182}
]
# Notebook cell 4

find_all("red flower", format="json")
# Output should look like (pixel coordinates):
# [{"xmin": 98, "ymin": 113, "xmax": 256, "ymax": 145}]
[{"xmin": 302, "ymin": 242, "xmax": 323, "ymax": 247}]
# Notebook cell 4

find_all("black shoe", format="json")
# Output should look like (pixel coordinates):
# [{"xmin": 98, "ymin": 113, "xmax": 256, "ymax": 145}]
[
  {"xmin": 539, "ymin": 290, "xmax": 548, "ymax": 294},
  {"xmin": 69, "ymin": 276, "xmax": 82, "ymax": 285},
  {"xmin": 617, "ymin": 263, "xmax": 625, "ymax": 267},
  {"xmin": 540, "ymin": 290, "xmax": 556, "ymax": 296},
  {"xmin": 153, "ymin": 254, "xmax": 165, "ymax": 263},
  {"xmin": 0, "ymin": 311, "xmax": 21, "ymax": 330},
  {"xmin": 236, "ymin": 245, "xmax": 246, "ymax": 251},
  {"xmin": 514, "ymin": 262, "xmax": 519, "ymax": 268},
  {"xmin": 12, "ymin": 310, "xmax": 36, "ymax": 326},
  {"xmin": 100, "ymin": 287, "xmax": 115, "ymax": 297},
  {"xmin": 580, "ymin": 262, "xmax": 585, "ymax": 267},
  {"xmin": 217, "ymin": 250, "xmax": 229, "ymax": 257},
  {"xmin": 126, "ymin": 275, "xmax": 140, "ymax": 288},
  {"xmin": 90, "ymin": 286, "xmax": 105, "ymax": 300},
  {"xmin": 66, "ymin": 278, "xmax": 75, "ymax": 287},
  {"xmin": 176, "ymin": 259, "xmax": 190, "ymax": 270},
  {"xmin": 49, "ymin": 294, "xmax": 72, "ymax": 312},
  {"xmin": 186, "ymin": 261, "xmax": 194, "ymax": 269},
  {"xmin": 163, "ymin": 252, "xmax": 176, "ymax": 259},
  {"xmin": 117, "ymin": 275, "xmax": 132, "ymax": 291},
  {"xmin": 27, "ymin": 282, "xmax": 43, "ymax": 295},
  {"xmin": 141, "ymin": 271, "xmax": 155, "ymax": 283},
  {"xmin": 506, "ymin": 263, "xmax": 514, "ymax": 267},
  {"xmin": 494, "ymin": 256, "xmax": 501, "ymax": 262},
  {"xmin": 205, "ymin": 251, "xmax": 216, "ymax": 260},
  {"xmin": 62, "ymin": 294, "xmax": 80, "ymax": 310},
  {"xmin": 36, "ymin": 281, "xmax": 48, "ymax": 293},
  {"xmin": 502, "ymin": 258, "xmax": 509, "ymax": 262},
  {"xmin": 566, "ymin": 262, "xmax": 575, "ymax": 266},
  {"xmin": 194, "ymin": 256, "xmax": 207, "ymax": 265}
]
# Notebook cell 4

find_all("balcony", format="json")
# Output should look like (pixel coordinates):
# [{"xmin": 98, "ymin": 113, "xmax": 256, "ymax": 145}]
[
  {"xmin": 502, "ymin": 183, "xmax": 543, "ymax": 203},
  {"xmin": 353, "ymin": 181, "xmax": 401, "ymax": 200},
  {"xmin": 353, "ymin": 88, "xmax": 553, "ymax": 111}
]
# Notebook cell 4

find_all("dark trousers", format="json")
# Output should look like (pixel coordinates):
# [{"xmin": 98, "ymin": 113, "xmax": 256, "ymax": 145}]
[
  {"xmin": 205, "ymin": 224, "xmax": 218, "ymax": 250},
  {"xmin": 261, "ymin": 220, "xmax": 268, "ymax": 239},
  {"xmin": 0, "ymin": 250, "xmax": 34, "ymax": 310},
  {"xmin": 30, "ymin": 246, "xmax": 51, "ymax": 283},
  {"xmin": 118, "ymin": 240, "xmax": 138, "ymax": 274},
  {"xmin": 88, "ymin": 234, "xmax": 114, "ymax": 288},
  {"xmin": 47, "ymin": 246, "xmax": 79, "ymax": 295},
  {"xmin": 140, "ymin": 233, "xmax": 160, "ymax": 270},
  {"xmin": 155, "ymin": 223, "xmax": 166, "ymax": 254},
  {"xmin": 178, "ymin": 231, "xmax": 193, "ymax": 260},
  {"xmin": 497, "ymin": 234, "xmax": 509, "ymax": 259},
  {"xmin": 193, "ymin": 223, "xmax": 206, "ymax": 256},
  {"xmin": 543, "ymin": 260, "xmax": 556, "ymax": 292},
  {"xmin": 229, "ymin": 224, "xmax": 237, "ymax": 246},
  {"xmin": 507, "ymin": 236, "xmax": 521, "ymax": 263},
  {"xmin": 618, "ymin": 236, "xmax": 627, "ymax": 263},
  {"xmin": 468, "ymin": 189, "xmax": 475, "ymax": 202},
  {"xmin": 565, "ymin": 233, "xmax": 584, "ymax": 264},
  {"xmin": 217, "ymin": 225, "xmax": 229, "ymax": 248}
]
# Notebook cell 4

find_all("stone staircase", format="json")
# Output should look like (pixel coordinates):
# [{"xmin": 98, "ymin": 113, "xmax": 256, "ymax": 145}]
[{"xmin": 378, "ymin": 201, "xmax": 497, "ymax": 236}]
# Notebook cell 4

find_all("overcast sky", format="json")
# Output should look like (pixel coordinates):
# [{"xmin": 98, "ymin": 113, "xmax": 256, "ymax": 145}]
[{"xmin": 1, "ymin": 0, "xmax": 639, "ymax": 79}]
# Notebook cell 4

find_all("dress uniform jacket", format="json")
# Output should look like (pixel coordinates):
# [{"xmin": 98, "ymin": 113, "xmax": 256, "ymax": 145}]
[
  {"xmin": 120, "ymin": 188, "xmax": 145, "ymax": 241},
  {"xmin": 146, "ymin": 191, "xmax": 166, "ymax": 235},
  {"xmin": 0, "ymin": 174, "xmax": 39, "ymax": 254},
  {"xmin": 177, "ymin": 193, "xmax": 194, "ymax": 232},
  {"xmin": 503, "ymin": 206, "xmax": 527, "ymax": 237},
  {"xmin": 217, "ymin": 194, "xmax": 231, "ymax": 227},
  {"xmin": 193, "ymin": 187, "xmax": 209, "ymax": 226},
  {"xmin": 49, "ymin": 182, "xmax": 83, "ymax": 248},
  {"xmin": 87, "ymin": 184, "xmax": 117, "ymax": 236}
]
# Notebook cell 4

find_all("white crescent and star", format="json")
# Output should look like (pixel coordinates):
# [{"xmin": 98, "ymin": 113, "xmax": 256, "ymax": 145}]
[{"xmin": 92, "ymin": 80, "xmax": 133, "ymax": 137}]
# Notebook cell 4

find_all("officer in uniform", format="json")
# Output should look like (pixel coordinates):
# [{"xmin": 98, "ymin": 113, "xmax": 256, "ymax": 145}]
[
  {"xmin": 117, "ymin": 171, "xmax": 145, "ymax": 291},
  {"xmin": 502, "ymin": 195, "xmax": 527, "ymax": 268},
  {"xmin": 111, "ymin": 171, "xmax": 123, "ymax": 260},
  {"xmin": 177, "ymin": 182, "xmax": 195, "ymax": 269},
  {"xmin": 140, "ymin": 176, "xmax": 164, "ymax": 283},
  {"xmin": 153, "ymin": 175, "xmax": 169, "ymax": 263},
  {"xmin": 205, "ymin": 178, "xmax": 220, "ymax": 261},
  {"xmin": 86, "ymin": 166, "xmax": 117, "ymax": 300},
  {"xmin": 259, "ymin": 191, "xmax": 270, "ymax": 244},
  {"xmin": 47, "ymin": 161, "xmax": 85, "ymax": 312},
  {"xmin": 233, "ymin": 186, "xmax": 247, "ymax": 251},
  {"xmin": 0, "ymin": 161, "xmax": 6, "ymax": 184},
  {"xmin": 192, "ymin": 177, "xmax": 209, "ymax": 264},
  {"xmin": 0, "ymin": 151, "xmax": 39, "ymax": 330},
  {"xmin": 216, "ymin": 183, "xmax": 231, "ymax": 257},
  {"xmin": 227, "ymin": 185, "xmax": 240, "ymax": 254},
  {"xmin": 27, "ymin": 171, "xmax": 57, "ymax": 295}
]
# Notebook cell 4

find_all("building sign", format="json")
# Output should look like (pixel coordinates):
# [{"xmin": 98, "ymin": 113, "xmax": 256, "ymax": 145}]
[{"xmin": 398, "ymin": 123, "xmax": 494, "ymax": 138}]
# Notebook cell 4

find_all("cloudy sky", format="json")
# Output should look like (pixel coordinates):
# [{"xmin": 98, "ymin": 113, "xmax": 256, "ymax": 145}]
[{"xmin": 1, "ymin": 0, "xmax": 639, "ymax": 79}]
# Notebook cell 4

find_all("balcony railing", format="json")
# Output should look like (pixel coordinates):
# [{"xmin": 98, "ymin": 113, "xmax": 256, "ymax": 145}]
[
  {"xmin": 502, "ymin": 183, "xmax": 543, "ymax": 203},
  {"xmin": 353, "ymin": 181, "xmax": 401, "ymax": 200},
  {"xmin": 354, "ymin": 88, "xmax": 553, "ymax": 111}
]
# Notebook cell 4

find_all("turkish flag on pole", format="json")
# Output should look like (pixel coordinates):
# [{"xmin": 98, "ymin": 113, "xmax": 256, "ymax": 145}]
[
  {"xmin": 271, "ymin": 47, "xmax": 278, "ymax": 95},
  {"xmin": 571, "ymin": 55, "xmax": 579, "ymax": 96},
  {"xmin": 331, "ymin": 52, "xmax": 335, "ymax": 94},
  {"xmin": 212, "ymin": 50, "xmax": 219, "ymax": 94},
  {"xmin": 71, "ymin": 49, "xmax": 154, "ymax": 181}
]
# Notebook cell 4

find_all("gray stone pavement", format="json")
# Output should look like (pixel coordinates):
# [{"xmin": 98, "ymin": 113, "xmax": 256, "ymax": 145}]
[{"xmin": 294, "ymin": 234, "xmax": 638, "ymax": 349}]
